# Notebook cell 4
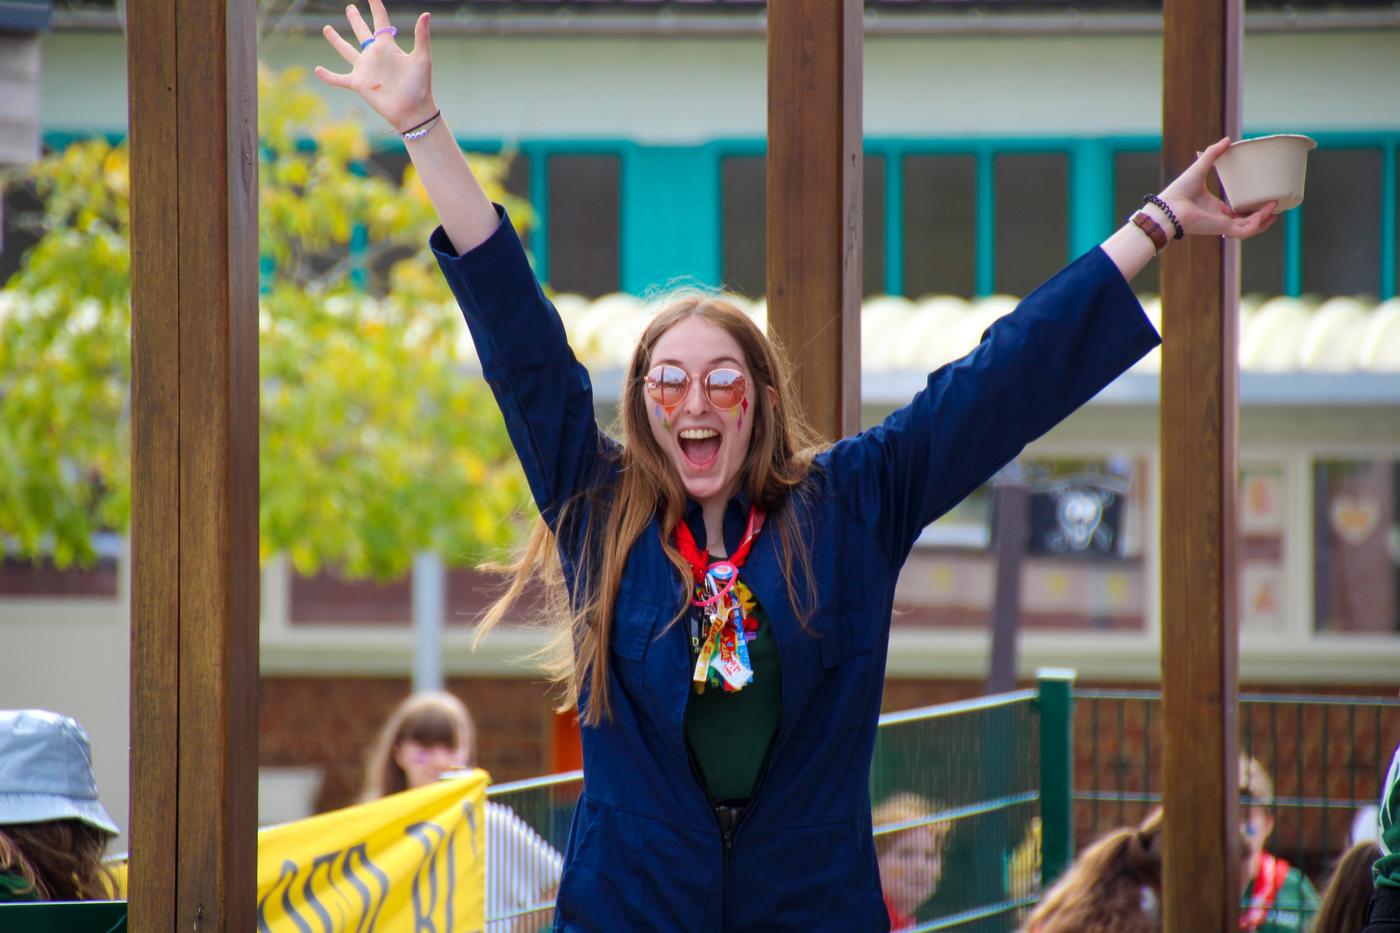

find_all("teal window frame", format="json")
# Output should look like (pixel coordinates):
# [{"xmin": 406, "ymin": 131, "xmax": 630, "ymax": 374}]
[{"xmin": 38, "ymin": 129, "xmax": 1400, "ymax": 301}]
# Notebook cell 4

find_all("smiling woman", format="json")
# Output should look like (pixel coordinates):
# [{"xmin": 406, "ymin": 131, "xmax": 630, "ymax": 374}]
[{"xmin": 313, "ymin": 0, "xmax": 1278, "ymax": 925}]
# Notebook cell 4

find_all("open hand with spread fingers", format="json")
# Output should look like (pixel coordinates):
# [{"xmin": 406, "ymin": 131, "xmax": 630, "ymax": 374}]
[{"xmin": 315, "ymin": 0, "xmax": 437, "ymax": 134}]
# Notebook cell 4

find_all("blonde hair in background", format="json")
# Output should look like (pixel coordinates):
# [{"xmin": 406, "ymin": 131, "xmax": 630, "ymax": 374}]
[
  {"xmin": 1239, "ymin": 754, "xmax": 1276, "ymax": 805},
  {"xmin": 872, "ymin": 792, "xmax": 951, "ymax": 856},
  {"xmin": 478, "ymin": 291, "xmax": 826, "ymax": 726},
  {"xmin": 1021, "ymin": 808, "xmax": 1164, "ymax": 933},
  {"xmin": 361, "ymin": 691, "xmax": 475, "ymax": 802}
]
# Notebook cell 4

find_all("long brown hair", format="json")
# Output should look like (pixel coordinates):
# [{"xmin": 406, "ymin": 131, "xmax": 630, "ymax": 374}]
[
  {"xmin": 360, "ymin": 691, "xmax": 475, "ymax": 801},
  {"xmin": 1022, "ymin": 809, "xmax": 1165, "ymax": 933},
  {"xmin": 479, "ymin": 293, "xmax": 825, "ymax": 725},
  {"xmin": 0, "ymin": 820, "xmax": 116, "ymax": 901},
  {"xmin": 1311, "ymin": 840, "xmax": 1381, "ymax": 933}
]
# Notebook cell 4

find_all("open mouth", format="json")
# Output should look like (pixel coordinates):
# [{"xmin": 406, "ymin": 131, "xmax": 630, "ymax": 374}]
[{"xmin": 677, "ymin": 427, "xmax": 721, "ymax": 469}]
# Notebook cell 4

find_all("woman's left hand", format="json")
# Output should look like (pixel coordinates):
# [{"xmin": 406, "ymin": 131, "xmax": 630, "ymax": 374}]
[{"xmin": 1157, "ymin": 137, "xmax": 1279, "ymax": 241}]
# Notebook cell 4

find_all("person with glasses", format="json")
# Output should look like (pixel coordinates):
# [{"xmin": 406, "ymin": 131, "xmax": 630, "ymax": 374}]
[
  {"xmin": 315, "ymin": 4, "xmax": 1278, "ymax": 927},
  {"xmin": 360, "ymin": 692, "xmax": 564, "ymax": 933}
]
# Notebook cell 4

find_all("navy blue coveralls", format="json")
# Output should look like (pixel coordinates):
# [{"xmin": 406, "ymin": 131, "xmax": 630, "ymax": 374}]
[{"xmin": 433, "ymin": 209, "xmax": 1160, "ymax": 931}]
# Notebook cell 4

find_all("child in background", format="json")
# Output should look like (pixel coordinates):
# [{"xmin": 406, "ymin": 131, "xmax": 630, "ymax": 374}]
[
  {"xmin": 873, "ymin": 792, "xmax": 951, "ymax": 930},
  {"xmin": 1313, "ymin": 841, "xmax": 1382, "ymax": 933},
  {"xmin": 362, "ymin": 691, "xmax": 563, "ymax": 933},
  {"xmin": 1021, "ymin": 808, "xmax": 1164, "ymax": 933},
  {"xmin": 1239, "ymin": 754, "xmax": 1320, "ymax": 932}
]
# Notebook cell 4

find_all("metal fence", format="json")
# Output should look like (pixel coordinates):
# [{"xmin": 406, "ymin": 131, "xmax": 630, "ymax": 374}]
[
  {"xmin": 1073, "ymin": 687, "xmax": 1400, "ymax": 929},
  {"xmin": 482, "ymin": 678, "xmax": 1400, "ymax": 931},
  {"xmin": 870, "ymin": 688, "xmax": 1047, "ymax": 932},
  {"xmin": 482, "ymin": 770, "xmax": 581, "ymax": 932},
  {"xmin": 484, "ymin": 681, "xmax": 1065, "ymax": 932}
]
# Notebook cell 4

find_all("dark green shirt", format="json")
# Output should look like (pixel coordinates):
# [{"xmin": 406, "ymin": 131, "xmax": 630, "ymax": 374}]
[{"xmin": 684, "ymin": 599, "xmax": 782, "ymax": 803}]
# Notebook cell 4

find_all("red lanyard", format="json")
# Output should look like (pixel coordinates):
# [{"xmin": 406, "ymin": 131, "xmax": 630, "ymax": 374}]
[
  {"xmin": 1240, "ymin": 852, "xmax": 1287, "ymax": 931},
  {"xmin": 673, "ymin": 505, "xmax": 765, "ymax": 583}
]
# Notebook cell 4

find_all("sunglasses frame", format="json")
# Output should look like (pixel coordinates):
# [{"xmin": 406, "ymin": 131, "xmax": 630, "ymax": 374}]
[{"xmin": 644, "ymin": 364, "xmax": 749, "ymax": 412}]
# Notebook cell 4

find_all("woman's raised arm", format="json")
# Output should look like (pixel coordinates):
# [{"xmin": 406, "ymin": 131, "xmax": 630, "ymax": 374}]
[
  {"xmin": 315, "ymin": 0, "xmax": 497, "ymax": 255},
  {"xmin": 317, "ymin": 1, "xmax": 610, "ymax": 526}
]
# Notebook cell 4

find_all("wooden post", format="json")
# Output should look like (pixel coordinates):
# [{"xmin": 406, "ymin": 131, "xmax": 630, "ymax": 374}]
[
  {"xmin": 127, "ymin": 0, "xmax": 259, "ymax": 928},
  {"xmin": 765, "ymin": 0, "xmax": 862, "ymax": 441},
  {"xmin": 1159, "ymin": 0, "xmax": 1242, "ymax": 928}
]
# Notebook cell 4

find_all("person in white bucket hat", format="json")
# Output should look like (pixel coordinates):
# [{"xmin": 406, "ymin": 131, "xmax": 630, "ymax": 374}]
[{"xmin": 0, "ymin": 709, "xmax": 118, "ymax": 901}]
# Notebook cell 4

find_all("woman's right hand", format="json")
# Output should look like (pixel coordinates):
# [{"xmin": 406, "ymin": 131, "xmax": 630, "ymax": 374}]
[{"xmin": 315, "ymin": 0, "xmax": 437, "ymax": 134}]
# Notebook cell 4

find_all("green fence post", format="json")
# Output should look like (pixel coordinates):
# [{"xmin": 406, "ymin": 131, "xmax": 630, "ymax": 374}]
[{"xmin": 1037, "ymin": 667, "xmax": 1076, "ymax": 890}]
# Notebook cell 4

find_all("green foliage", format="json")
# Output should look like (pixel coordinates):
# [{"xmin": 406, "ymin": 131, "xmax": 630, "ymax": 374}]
[{"xmin": 0, "ymin": 65, "xmax": 536, "ymax": 577}]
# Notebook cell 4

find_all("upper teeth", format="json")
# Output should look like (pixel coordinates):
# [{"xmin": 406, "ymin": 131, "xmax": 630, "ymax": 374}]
[{"xmin": 679, "ymin": 428, "xmax": 719, "ymax": 439}]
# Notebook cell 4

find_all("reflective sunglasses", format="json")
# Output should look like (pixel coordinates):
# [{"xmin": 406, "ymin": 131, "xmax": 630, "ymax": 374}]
[{"xmin": 644, "ymin": 365, "xmax": 748, "ymax": 412}]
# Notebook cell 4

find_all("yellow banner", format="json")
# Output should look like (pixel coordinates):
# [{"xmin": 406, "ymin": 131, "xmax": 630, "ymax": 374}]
[
  {"xmin": 257, "ymin": 772, "xmax": 487, "ymax": 932},
  {"xmin": 115, "ymin": 771, "xmax": 488, "ymax": 932}
]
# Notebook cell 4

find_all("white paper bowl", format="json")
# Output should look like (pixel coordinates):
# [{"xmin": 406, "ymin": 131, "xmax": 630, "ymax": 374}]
[{"xmin": 1213, "ymin": 134, "xmax": 1317, "ymax": 214}]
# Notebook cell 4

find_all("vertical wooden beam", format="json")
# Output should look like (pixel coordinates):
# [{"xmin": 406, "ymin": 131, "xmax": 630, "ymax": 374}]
[
  {"xmin": 766, "ymin": 0, "xmax": 862, "ymax": 441},
  {"xmin": 128, "ymin": 0, "xmax": 259, "ymax": 928},
  {"xmin": 126, "ymin": 0, "xmax": 179, "ymax": 927},
  {"xmin": 1159, "ymin": 0, "xmax": 1242, "ymax": 930}
]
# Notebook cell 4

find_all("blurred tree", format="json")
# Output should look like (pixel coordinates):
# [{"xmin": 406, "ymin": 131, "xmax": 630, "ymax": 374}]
[{"xmin": 0, "ymin": 64, "xmax": 535, "ymax": 578}]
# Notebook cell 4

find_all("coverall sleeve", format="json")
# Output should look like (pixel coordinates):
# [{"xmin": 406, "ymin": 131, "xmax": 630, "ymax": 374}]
[
  {"xmin": 824, "ymin": 245, "xmax": 1161, "ymax": 564},
  {"xmin": 432, "ymin": 207, "xmax": 613, "ymax": 527}
]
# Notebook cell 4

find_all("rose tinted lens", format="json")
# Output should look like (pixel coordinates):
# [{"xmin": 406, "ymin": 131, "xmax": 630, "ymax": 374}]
[
  {"xmin": 645, "ymin": 365, "xmax": 688, "ymax": 406},
  {"xmin": 705, "ymin": 369, "xmax": 746, "ymax": 411}
]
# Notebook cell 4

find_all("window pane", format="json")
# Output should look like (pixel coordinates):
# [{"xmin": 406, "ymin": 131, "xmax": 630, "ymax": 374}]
[
  {"xmin": 903, "ymin": 155, "xmax": 976, "ymax": 298},
  {"xmin": 1313, "ymin": 459, "xmax": 1399, "ymax": 634},
  {"xmin": 1240, "ymin": 466, "xmax": 1289, "ymax": 630},
  {"xmin": 1241, "ymin": 216, "xmax": 1287, "ymax": 297},
  {"xmin": 1302, "ymin": 148, "xmax": 1382, "ymax": 298},
  {"xmin": 864, "ymin": 154, "xmax": 886, "ymax": 297},
  {"xmin": 895, "ymin": 454, "xmax": 1149, "ymax": 631},
  {"xmin": 721, "ymin": 155, "xmax": 765, "ymax": 298},
  {"xmin": 1113, "ymin": 150, "xmax": 1163, "ymax": 296},
  {"xmin": 0, "ymin": 173, "xmax": 42, "ymax": 286},
  {"xmin": 547, "ymin": 154, "xmax": 620, "ymax": 297},
  {"xmin": 995, "ymin": 153, "xmax": 1069, "ymax": 297}
]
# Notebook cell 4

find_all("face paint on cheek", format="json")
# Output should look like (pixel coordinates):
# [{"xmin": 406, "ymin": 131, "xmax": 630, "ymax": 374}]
[
  {"xmin": 654, "ymin": 402, "xmax": 679, "ymax": 432},
  {"xmin": 737, "ymin": 397, "xmax": 748, "ymax": 432}
]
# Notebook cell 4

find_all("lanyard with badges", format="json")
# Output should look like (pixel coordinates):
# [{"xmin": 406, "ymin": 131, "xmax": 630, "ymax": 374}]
[{"xmin": 674, "ymin": 506, "xmax": 765, "ymax": 694}]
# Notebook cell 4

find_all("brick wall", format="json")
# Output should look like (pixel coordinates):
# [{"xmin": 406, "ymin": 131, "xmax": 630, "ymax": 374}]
[{"xmin": 260, "ymin": 675, "xmax": 560, "ymax": 813}]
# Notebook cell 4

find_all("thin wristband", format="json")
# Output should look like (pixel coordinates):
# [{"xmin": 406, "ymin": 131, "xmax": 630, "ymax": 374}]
[
  {"xmin": 1143, "ymin": 194, "xmax": 1184, "ymax": 240},
  {"xmin": 399, "ymin": 109, "xmax": 441, "ymax": 141}
]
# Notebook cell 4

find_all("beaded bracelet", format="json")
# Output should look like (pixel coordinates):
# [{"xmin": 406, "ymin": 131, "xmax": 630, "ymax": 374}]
[
  {"xmin": 1130, "ymin": 211, "xmax": 1169, "ymax": 255},
  {"xmin": 400, "ymin": 110, "xmax": 441, "ymax": 142},
  {"xmin": 1142, "ymin": 194, "xmax": 1184, "ymax": 240}
]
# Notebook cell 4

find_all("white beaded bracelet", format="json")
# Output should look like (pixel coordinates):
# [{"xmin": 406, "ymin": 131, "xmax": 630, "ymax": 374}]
[{"xmin": 400, "ymin": 110, "xmax": 441, "ymax": 142}]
